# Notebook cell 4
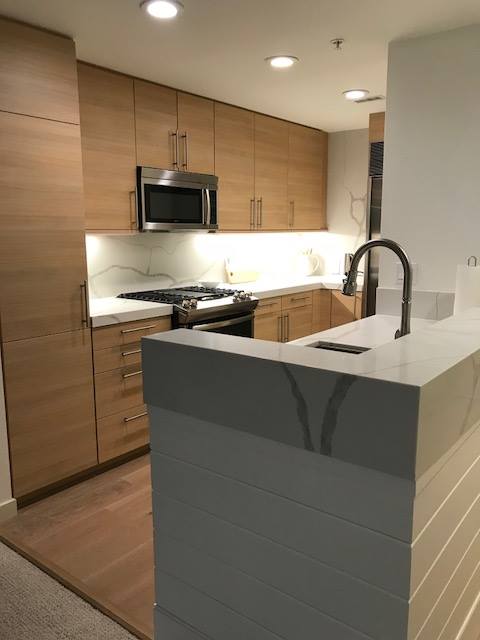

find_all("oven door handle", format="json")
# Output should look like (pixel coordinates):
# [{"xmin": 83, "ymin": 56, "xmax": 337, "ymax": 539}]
[{"xmin": 192, "ymin": 313, "xmax": 253, "ymax": 332}]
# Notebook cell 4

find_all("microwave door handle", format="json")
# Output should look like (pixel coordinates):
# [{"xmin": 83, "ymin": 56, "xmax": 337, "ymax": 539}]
[
  {"xmin": 205, "ymin": 189, "xmax": 211, "ymax": 225},
  {"xmin": 202, "ymin": 189, "xmax": 207, "ymax": 225}
]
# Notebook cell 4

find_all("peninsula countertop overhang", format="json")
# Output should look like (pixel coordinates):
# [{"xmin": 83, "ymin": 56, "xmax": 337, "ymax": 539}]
[{"xmin": 142, "ymin": 308, "xmax": 480, "ymax": 480}]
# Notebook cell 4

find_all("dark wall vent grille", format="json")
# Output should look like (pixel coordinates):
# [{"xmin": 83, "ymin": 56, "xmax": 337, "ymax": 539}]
[{"xmin": 369, "ymin": 141, "xmax": 384, "ymax": 177}]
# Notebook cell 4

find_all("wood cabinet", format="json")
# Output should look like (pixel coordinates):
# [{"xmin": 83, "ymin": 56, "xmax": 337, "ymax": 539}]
[
  {"xmin": 92, "ymin": 316, "xmax": 171, "ymax": 462},
  {"xmin": 312, "ymin": 289, "xmax": 332, "ymax": 333},
  {"xmin": 254, "ymin": 297, "xmax": 282, "ymax": 341},
  {"xmin": 0, "ymin": 17, "xmax": 80, "ymax": 124},
  {"xmin": 134, "ymin": 80, "xmax": 178, "ymax": 170},
  {"xmin": 78, "ymin": 63, "xmax": 136, "ymax": 231},
  {"xmin": 177, "ymin": 92, "xmax": 214, "ymax": 174},
  {"xmin": 2, "ymin": 330, "xmax": 97, "ymax": 498},
  {"xmin": 331, "ymin": 290, "xmax": 363, "ymax": 327},
  {"xmin": 288, "ymin": 124, "xmax": 328, "ymax": 230},
  {"xmin": 0, "ymin": 111, "xmax": 89, "ymax": 342},
  {"xmin": 369, "ymin": 112, "xmax": 385, "ymax": 143},
  {"xmin": 254, "ymin": 114, "xmax": 289, "ymax": 230},
  {"xmin": 215, "ymin": 103, "xmax": 255, "ymax": 231}
]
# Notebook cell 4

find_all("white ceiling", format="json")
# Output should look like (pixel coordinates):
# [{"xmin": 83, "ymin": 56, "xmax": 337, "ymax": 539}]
[{"xmin": 1, "ymin": 0, "xmax": 480, "ymax": 131}]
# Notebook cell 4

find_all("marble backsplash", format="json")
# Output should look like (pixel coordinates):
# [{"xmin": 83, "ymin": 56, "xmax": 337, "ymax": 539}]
[{"xmin": 85, "ymin": 231, "xmax": 353, "ymax": 299}]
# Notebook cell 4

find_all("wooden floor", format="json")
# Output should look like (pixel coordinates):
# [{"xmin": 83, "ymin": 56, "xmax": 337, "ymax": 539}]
[{"xmin": 0, "ymin": 455, "xmax": 154, "ymax": 640}]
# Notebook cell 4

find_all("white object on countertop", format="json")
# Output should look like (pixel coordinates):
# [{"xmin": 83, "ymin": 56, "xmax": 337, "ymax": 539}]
[
  {"xmin": 453, "ymin": 264, "xmax": 480, "ymax": 315},
  {"xmin": 225, "ymin": 259, "xmax": 259, "ymax": 284},
  {"xmin": 295, "ymin": 253, "xmax": 320, "ymax": 277}
]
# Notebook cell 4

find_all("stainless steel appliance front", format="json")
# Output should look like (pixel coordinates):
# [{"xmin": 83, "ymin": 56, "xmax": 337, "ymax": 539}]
[{"xmin": 137, "ymin": 166, "xmax": 218, "ymax": 232}]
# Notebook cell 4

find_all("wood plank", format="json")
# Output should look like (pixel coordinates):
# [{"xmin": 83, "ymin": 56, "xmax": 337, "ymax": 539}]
[
  {"xmin": 0, "ymin": 455, "xmax": 154, "ymax": 639},
  {"xmin": 0, "ymin": 111, "xmax": 88, "ymax": 341},
  {"xmin": 78, "ymin": 63, "xmax": 137, "ymax": 231},
  {"xmin": 177, "ymin": 92, "xmax": 214, "ymax": 174},
  {"xmin": 0, "ymin": 17, "xmax": 80, "ymax": 123},
  {"xmin": 2, "ymin": 330, "xmax": 97, "ymax": 498},
  {"xmin": 214, "ymin": 103, "xmax": 255, "ymax": 231}
]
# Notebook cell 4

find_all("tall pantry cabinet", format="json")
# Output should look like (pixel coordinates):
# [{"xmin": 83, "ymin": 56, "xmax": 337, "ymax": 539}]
[{"xmin": 0, "ymin": 18, "xmax": 97, "ymax": 499}]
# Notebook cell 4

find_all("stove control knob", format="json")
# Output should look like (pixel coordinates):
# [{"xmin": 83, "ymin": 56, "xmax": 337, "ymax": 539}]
[
  {"xmin": 181, "ymin": 298, "xmax": 198, "ymax": 310},
  {"xmin": 233, "ymin": 290, "xmax": 252, "ymax": 302}
]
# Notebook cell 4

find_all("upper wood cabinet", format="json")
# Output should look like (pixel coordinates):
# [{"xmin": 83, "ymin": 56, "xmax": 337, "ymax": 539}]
[
  {"xmin": 134, "ymin": 80, "xmax": 178, "ymax": 170},
  {"xmin": 0, "ymin": 111, "xmax": 89, "ymax": 342},
  {"xmin": 254, "ymin": 114, "xmax": 289, "ymax": 230},
  {"xmin": 288, "ymin": 124, "xmax": 328, "ymax": 230},
  {"xmin": 0, "ymin": 18, "xmax": 80, "ymax": 124},
  {"xmin": 369, "ymin": 112, "xmax": 385, "ymax": 143},
  {"xmin": 3, "ymin": 329, "xmax": 97, "ymax": 498},
  {"xmin": 177, "ymin": 92, "xmax": 214, "ymax": 174},
  {"xmin": 78, "ymin": 63, "xmax": 137, "ymax": 231},
  {"xmin": 215, "ymin": 103, "xmax": 255, "ymax": 231}
]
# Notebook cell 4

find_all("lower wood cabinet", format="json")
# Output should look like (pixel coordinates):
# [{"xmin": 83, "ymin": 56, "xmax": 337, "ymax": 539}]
[
  {"xmin": 312, "ymin": 289, "xmax": 332, "ymax": 333},
  {"xmin": 331, "ymin": 291, "xmax": 364, "ymax": 328},
  {"xmin": 254, "ymin": 297, "xmax": 283, "ymax": 341},
  {"xmin": 92, "ymin": 315, "xmax": 171, "ymax": 462},
  {"xmin": 2, "ymin": 330, "xmax": 97, "ymax": 498}
]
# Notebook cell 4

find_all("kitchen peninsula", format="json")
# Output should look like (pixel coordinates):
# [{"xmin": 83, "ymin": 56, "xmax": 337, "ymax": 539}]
[{"xmin": 143, "ymin": 310, "xmax": 480, "ymax": 640}]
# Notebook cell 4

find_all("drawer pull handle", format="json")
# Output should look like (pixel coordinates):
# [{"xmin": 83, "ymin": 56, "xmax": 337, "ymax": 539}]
[
  {"xmin": 291, "ymin": 296, "xmax": 310, "ymax": 302},
  {"xmin": 124, "ymin": 411, "xmax": 148, "ymax": 423},
  {"xmin": 121, "ymin": 324, "xmax": 157, "ymax": 334},
  {"xmin": 259, "ymin": 302, "xmax": 277, "ymax": 308},
  {"xmin": 122, "ymin": 348, "xmax": 141, "ymax": 357},
  {"xmin": 122, "ymin": 370, "xmax": 143, "ymax": 379}
]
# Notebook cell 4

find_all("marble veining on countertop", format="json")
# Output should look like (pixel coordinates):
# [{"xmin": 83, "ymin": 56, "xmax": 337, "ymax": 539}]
[{"xmin": 89, "ymin": 274, "xmax": 360, "ymax": 327}]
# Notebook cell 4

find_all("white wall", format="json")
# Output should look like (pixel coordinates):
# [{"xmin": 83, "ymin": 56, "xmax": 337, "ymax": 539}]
[
  {"xmin": 380, "ymin": 24, "xmax": 480, "ymax": 292},
  {"xmin": 0, "ymin": 350, "xmax": 15, "ymax": 522},
  {"xmin": 326, "ymin": 129, "xmax": 369, "ymax": 253}
]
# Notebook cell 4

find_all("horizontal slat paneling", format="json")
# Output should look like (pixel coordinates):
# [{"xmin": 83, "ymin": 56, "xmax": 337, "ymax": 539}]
[
  {"xmin": 149, "ymin": 407, "xmax": 414, "ymax": 540},
  {"xmin": 151, "ymin": 452, "xmax": 411, "ymax": 596},
  {"xmin": 154, "ymin": 608, "xmax": 208, "ymax": 640},
  {"xmin": 154, "ymin": 495, "xmax": 408, "ymax": 640}
]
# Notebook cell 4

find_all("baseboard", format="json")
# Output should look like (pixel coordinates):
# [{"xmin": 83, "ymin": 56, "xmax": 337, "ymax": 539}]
[{"xmin": 0, "ymin": 497, "xmax": 17, "ymax": 523}]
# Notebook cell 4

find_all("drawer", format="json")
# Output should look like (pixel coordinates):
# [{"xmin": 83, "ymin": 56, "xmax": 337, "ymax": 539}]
[
  {"xmin": 282, "ymin": 290, "xmax": 313, "ymax": 311},
  {"xmin": 97, "ymin": 404, "xmax": 149, "ymax": 463},
  {"xmin": 94, "ymin": 341, "xmax": 142, "ymax": 374},
  {"xmin": 255, "ymin": 297, "xmax": 282, "ymax": 317},
  {"xmin": 92, "ymin": 316, "xmax": 171, "ymax": 351},
  {"xmin": 95, "ymin": 365, "xmax": 144, "ymax": 419}
]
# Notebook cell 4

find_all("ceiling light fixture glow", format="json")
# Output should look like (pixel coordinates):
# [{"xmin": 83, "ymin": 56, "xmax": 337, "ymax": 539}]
[
  {"xmin": 141, "ymin": 0, "xmax": 184, "ymax": 19},
  {"xmin": 343, "ymin": 89, "xmax": 370, "ymax": 101},
  {"xmin": 265, "ymin": 55, "xmax": 299, "ymax": 69}
]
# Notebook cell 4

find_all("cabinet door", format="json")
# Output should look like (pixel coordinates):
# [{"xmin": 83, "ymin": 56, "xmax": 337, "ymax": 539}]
[
  {"xmin": 254, "ymin": 297, "xmax": 283, "ymax": 342},
  {"xmin": 215, "ymin": 103, "xmax": 255, "ymax": 231},
  {"xmin": 285, "ymin": 305, "xmax": 313, "ymax": 341},
  {"xmin": 0, "ymin": 18, "xmax": 79, "ymax": 124},
  {"xmin": 331, "ymin": 290, "xmax": 356, "ymax": 327},
  {"xmin": 177, "ymin": 92, "xmax": 214, "ymax": 174},
  {"xmin": 254, "ymin": 114, "xmax": 289, "ymax": 230},
  {"xmin": 288, "ymin": 124, "xmax": 328, "ymax": 230},
  {"xmin": 312, "ymin": 289, "xmax": 332, "ymax": 332},
  {"xmin": 134, "ymin": 80, "xmax": 178, "ymax": 170},
  {"xmin": 3, "ymin": 330, "xmax": 97, "ymax": 498},
  {"xmin": 0, "ymin": 111, "xmax": 89, "ymax": 341},
  {"xmin": 78, "ymin": 64, "xmax": 136, "ymax": 231}
]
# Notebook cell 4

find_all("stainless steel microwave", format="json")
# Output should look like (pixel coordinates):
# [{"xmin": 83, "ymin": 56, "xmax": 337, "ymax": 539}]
[{"xmin": 137, "ymin": 166, "xmax": 218, "ymax": 232}]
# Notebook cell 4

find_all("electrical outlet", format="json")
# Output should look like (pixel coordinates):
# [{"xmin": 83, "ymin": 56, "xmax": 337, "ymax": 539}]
[{"xmin": 396, "ymin": 262, "xmax": 418, "ymax": 285}]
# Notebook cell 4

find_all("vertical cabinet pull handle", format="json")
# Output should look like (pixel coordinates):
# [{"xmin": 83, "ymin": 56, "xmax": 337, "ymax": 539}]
[
  {"xmin": 277, "ymin": 315, "xmax": 282, "ymax": 342},
  {"xmin": 257, "ymin": 197, "xmax": 263, "ymax": 228},
  {"xmin": 250, "ymin": 199, "xmax": 256, "ymax": 229},
  {"xmin": 286, "ymin": 314, "xmax": 290, "ymax": 342},
  {"xmin": 80, "ymin": 280, "xmax": 90, "ymax": 328},
  {"xmin": 171, "ymin": 131, "xmax": 179, "ymax": 169},
  {"xmin": 289, "ymin": 201, "xmax": 295, "ymax": 228},
  {"xmin": 181, "ymin": 131, "xmax": 188, "ymax": 171},
  {"xmin": 129, "ymin": 190, "xmax": 137, "ymax": 229}
]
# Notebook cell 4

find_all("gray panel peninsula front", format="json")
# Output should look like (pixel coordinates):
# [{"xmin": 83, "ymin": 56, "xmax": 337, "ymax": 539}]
[{"xmin": 143, "ymin": 308, "xmax": 480, "ymax": 640}]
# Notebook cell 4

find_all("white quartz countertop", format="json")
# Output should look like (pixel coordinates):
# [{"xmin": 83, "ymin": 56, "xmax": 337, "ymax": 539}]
[
  {"xmin": 290, "ymin": 314, "xmax": 434, "ymax": 350},
  {"xmin": 89, "ymin": 274, "xmax": 359, "ymax": 327}
]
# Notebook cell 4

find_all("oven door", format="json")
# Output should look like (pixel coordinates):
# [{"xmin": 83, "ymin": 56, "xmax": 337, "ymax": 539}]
[
  {"xmin": 139, "ymin": 169, "xmax": 218, "ymax": 231},
  {"xmin": 191, "ymin": 313, "xmax": 254, "ymax": 337}
]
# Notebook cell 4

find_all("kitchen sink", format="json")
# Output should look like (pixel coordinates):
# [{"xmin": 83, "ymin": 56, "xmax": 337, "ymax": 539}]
[{"xmin": 311, "ymin": 341, "xmax": 370, "ymax": 355}]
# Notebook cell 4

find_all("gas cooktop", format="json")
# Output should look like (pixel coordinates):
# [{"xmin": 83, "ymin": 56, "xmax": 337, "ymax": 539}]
[{"xmin": 117, "ymin": 285, "xmax": 238, "ymax": 305}]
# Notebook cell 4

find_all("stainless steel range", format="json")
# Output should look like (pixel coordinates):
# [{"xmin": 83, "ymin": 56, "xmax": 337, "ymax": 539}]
[{"xmin": 117, "ymin": 286, "xmax": 258, "ymax": 337}]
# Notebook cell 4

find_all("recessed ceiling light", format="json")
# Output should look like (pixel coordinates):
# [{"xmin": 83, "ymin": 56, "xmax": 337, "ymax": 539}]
[
  {"xmin": 343, "ymin": 89, "xmax": 370, "ymax": 101},
  {"xmin": 141, "ymin": 0, "xmax": 184, "ymax": 19},
  {"xmin": 265, "ymin": 55, "xmax": 299, "ymax": 69}
]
